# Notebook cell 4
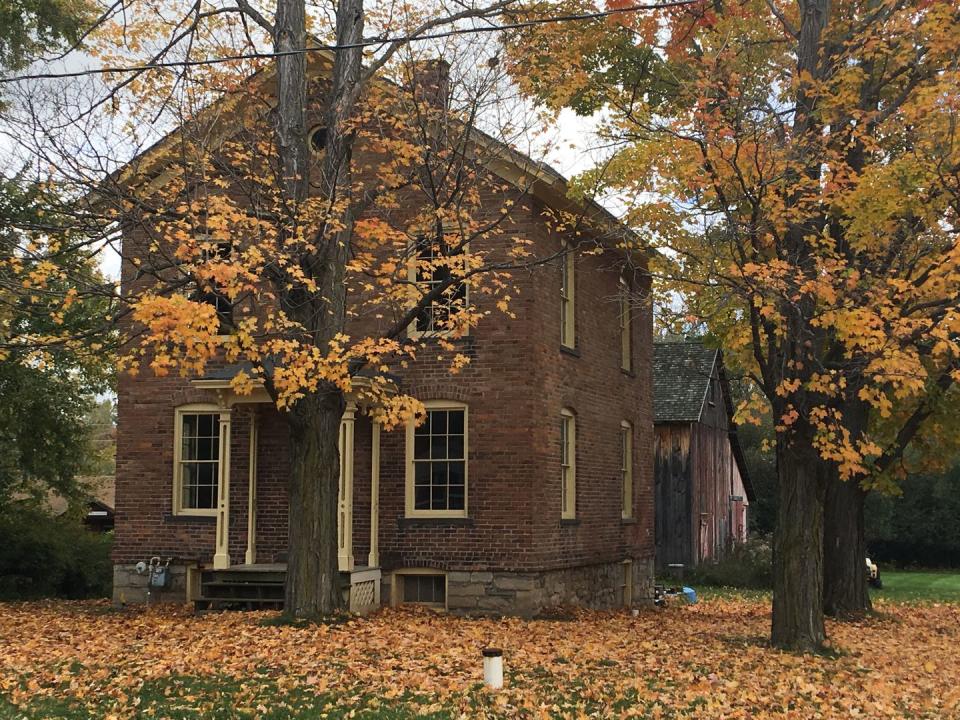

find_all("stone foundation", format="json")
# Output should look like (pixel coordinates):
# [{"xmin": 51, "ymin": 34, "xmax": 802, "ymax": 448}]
[
  {"xmin": 112, "ymin": 563, "xmax": 190, "ymax": 605},
  {"xmin": 387, "ymin": 557, "xmax": 655, "ymax": 617},
  {"xmin": 114, "ymin": 558, "xmax": 655, "ymax": 614}
]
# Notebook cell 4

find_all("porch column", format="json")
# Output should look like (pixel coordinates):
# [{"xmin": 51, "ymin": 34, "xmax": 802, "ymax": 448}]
[
  {"xmin": 338, "ymin": 402, "xmax": 356, "ymax": 572},
  {"xmin": 368, "ymin": 420, "xmax": 381, "ymax": 568},
  {"xmin": 244, "ymin": 411, "xmax": 259, "ymax": 565},
  {"xmin": 212, "ymin": 404, "xmax": 232, "ymax": 570}
]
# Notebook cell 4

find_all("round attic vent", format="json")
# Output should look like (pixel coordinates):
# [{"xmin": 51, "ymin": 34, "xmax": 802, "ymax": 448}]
[{"xmin": 309, "ymin": 125, "xmax": 327, "ymax": 153}]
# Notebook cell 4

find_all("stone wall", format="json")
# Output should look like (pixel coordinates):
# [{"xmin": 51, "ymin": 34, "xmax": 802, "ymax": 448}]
[
  {"xmin": 387, "ymin": 558, "xmax": 655, "ymax": 618},
  {"xmin": 112, "ymin": 563, "xmax": 189, "ymax": 604}
]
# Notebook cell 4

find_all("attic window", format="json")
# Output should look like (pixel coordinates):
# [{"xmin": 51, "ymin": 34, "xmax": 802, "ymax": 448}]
[{"xmin": 309, "ymin": 126, "xmax": 328, "ymax": 153}]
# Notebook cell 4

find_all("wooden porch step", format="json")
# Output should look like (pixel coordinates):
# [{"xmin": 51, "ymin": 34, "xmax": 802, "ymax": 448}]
[
  {"xmin": 197, "ymin": 566, "xmax": 287, "ymax": 611},
  {"xmin": 194, "ymin": 564, "xmax": 381, "ymax": 614},
  {"xmin": 195, "ymin": 597, "xmax": 284, "ymax": 611}
]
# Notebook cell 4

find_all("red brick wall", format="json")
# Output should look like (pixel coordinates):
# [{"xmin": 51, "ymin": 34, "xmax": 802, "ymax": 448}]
[
  {"xmin": 114, "ymin": 200, "xmax": 654, "ymax": 576},
  {"xmin": 113, "ymin": 128, "xmax": 653, "ymax": 577}
]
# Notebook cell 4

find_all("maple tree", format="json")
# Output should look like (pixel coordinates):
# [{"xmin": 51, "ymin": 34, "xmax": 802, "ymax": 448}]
[
  {"xmin": 0, "ymin": 0, "xmax": 628, "ymax": 618},
  {"xmin": 508, "ymin": 0, "xmax": 960, "ymax": 650}
]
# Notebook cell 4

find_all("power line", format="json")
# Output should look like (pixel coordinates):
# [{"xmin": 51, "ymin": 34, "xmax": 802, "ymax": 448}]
[{"xmin": 0, "ymin": 1, "xmax": 691, "ymax": 84}]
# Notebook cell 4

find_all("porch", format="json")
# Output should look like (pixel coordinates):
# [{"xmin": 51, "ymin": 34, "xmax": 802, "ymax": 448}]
[
  {"xmin": 193, "ymin": 563, "xmax": 382, "ymax": 613},
  {"xmin": 190, "ymin": 373, "xmax": 386, "ymax": 614}
]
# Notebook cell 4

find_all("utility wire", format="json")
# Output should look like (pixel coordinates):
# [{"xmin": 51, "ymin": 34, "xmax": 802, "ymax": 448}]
[{"xmin": 0, "ymin": 1, "xmax": 693, "ymax": 84}]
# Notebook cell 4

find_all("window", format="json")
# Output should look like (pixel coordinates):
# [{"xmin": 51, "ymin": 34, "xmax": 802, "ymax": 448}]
[
  {"xmin": 619, "ymin": 275, "xmax": 632, "ymax": 371},
  {"xmin": 560, "ymin": 241, "xmax": 576, "ymax": 348},
  {"xmin": 192, "ymin": 238, "xmax": 233, "ymax": 328},
  {"xmin": 400, "ymin": 573, "xmax": 446, "ymax": 606},
  {"xmin": 560, "ymin": 408, "xmax": 576, "ymax": 519},
  {"xmin": 408, "ymin": 232, "xmax": 468, "ymax": 337},
  {"xmin": 173, "ymin": 407, "xmax": 222, "ymax": 515},
  {"xmin": 621, "ymin": 421, "xmax": 633, "ymax": 519},
  {"xmin": 405, "ymin": 401, "xmax": 468, "ymax": 517}
]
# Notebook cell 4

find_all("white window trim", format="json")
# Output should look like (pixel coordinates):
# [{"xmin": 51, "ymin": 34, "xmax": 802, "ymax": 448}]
[
  {"xmin": 619, "ymin": 275, "xmax": 632, "ymax": 372},
  {"xmin": 405, "ymin": 400, "xmax": 469, "ymax": 519},
  {"xmin": 405, "ymin": 232, "xmax": 470, "ymax": 340},
  {"xmin": 561, "ymin": 408, "xmax": 577, "ymax": 520},
  {"xmin": 560, "ymin": 241, "xmax": 576, "ymax": 349},
  {"xmin": 621, "ymin": 420, "xmax": 633, "ymax": 519},
  {"xmin": 172, "ymin": 403, "xmax": 223, "ymax": 517}
]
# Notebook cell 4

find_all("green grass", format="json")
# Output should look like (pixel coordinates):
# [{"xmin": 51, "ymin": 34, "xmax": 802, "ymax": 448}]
[
  {"xmin": 0, "ymin": 673, "xmax": 461, "ymax": 719},
  {"xmin": 870, "ymin": 569, "xmax": 960, "ymax": 603},
  {"xmin": 678, "ymin": 569, "xmax": 960, "ymax": 605}
]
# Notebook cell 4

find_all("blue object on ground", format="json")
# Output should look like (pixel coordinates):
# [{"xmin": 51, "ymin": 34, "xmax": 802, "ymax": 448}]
[{"xmin": 682, "ymin": 586, "xmax": 698, "ymax": 604}]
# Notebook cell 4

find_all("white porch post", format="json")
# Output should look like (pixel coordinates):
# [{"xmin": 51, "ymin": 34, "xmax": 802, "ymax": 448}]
[
  {"xmin": 212, "ymin": 403, "xmax": 232, "ymax": 570},
  {"xmin": 244, "ymin": 411, "xmax": 259, "ymax": 565},
  {"xmin": 338, "ymin": 402, "xmax": 356, "ymax": 572},
  {"xmin": 368, "ymin": 420, "xmax": 381, "ymax": 568}
]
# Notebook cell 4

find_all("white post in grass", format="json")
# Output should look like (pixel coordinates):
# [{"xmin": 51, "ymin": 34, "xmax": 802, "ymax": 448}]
[{"xmin": 482, "ymin": 648, "xmax": 503, "ymax": 690}]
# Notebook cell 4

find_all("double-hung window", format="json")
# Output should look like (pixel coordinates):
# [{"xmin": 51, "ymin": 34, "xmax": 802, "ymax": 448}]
[
  {"xmin": 174, "ymin": 407, "xmax": 221, "ymax": 515},
  {"xmin": 193, "ymin": 238, "xmax": 233, "ymax": 328},
  {"xmin": 560, "ymin": 241, "xmax": 575, "ymax": 348},
  {"xmin": 560, "ymin": 408, "xmax": 576, "ymax": 519},
  {"xmin": 406, "ymin": 402, "xmax": 468, "ymax": 517},
  {"xmin": 621, "ymin": 421, "xmax": 633, "ymax": 519},
  {"xmin": 619, "ymin": 275, "xmax": 632, "ymax": 371},
  {"xmin": 409, "ymin": 232, "xmax": 467, "ymax": 337}
]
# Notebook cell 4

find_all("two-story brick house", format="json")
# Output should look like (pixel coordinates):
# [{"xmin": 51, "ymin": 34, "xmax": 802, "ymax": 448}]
[{"xmin": 110, "ymin": 55, "xmax": 654, "ymax": 615}]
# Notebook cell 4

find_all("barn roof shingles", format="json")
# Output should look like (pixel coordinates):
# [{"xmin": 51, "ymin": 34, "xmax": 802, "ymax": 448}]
[{"xmin": 652, "ymin": 339, "xmax": 719, "ymax": 423}]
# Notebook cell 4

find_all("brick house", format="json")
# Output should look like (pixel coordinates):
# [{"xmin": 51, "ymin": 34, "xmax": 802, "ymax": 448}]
[
  {"xmin": 111, "ymin": 55, "xmax": 654, "ymax": 615},
  {"xmin": 652, "ymin": 339, "xmax": 754, "ymax": 572}
]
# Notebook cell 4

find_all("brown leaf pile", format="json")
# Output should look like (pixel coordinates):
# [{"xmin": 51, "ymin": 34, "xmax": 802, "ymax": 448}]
[{"xmin": 1, "ymin": 597, "xmax": 958, "ymax": 718}]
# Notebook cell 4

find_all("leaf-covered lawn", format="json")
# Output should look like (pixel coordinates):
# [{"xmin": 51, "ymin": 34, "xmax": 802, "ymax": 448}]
[{"xmin": 1, "ymin": 597, "xmax": 957, "ymax": 719}]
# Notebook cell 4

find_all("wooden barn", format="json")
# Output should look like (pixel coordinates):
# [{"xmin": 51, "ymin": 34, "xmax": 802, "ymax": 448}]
[{"xmin": 653, "ymin": 340, "xmax": 754, "ymax": 571}]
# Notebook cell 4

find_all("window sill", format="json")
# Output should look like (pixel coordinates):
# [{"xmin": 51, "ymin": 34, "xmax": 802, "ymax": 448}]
[
  {"xmin": 621, "ymin": 517, "xmax": 637, "ymax": 525},
  {"xmin": 164, "ymin": 513, "xmax": 216, "ymax": 523},
  {"xmin": 620, "ymin": 367, "xmax": 635, "ymax": 378},
  {"xmin": 399, "ymin": 516, "xmax": 474, "ymax": 529},
  {"xmin": 559, "ymin": 345, "xmax": 580, "ymax": 358},
  {"xmin": 560, "ymin": 518, "xmax": 580, "ymax": 527}
]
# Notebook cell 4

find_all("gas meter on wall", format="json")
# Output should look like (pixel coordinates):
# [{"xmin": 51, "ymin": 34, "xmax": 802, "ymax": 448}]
[{"xmin": 148, "ymin": 557, "xmax": 172, "ymax": 589}]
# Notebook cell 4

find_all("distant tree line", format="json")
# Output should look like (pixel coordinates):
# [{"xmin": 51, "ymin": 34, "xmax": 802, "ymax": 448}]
[{"xmin": 739, "ymin": 421, "xmax": 960, "ymax": 569}]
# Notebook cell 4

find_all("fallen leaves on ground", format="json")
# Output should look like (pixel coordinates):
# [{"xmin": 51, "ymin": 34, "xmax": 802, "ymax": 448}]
[{"xmin": 0, "ymin": 596, "xmax": 958, "ymax": 718}]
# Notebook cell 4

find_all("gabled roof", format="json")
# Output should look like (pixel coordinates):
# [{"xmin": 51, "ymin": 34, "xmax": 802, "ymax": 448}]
[
  {"xmin": 107, "ymin": 47, "xmax": 649, "ymax": 259},
  {"xmin": 652, "ymin": 339, "xmax": 719, "ymax": 423},
  {"xmin": 653, "ymin": 338, "xmax": 755, "ymax": 502}
]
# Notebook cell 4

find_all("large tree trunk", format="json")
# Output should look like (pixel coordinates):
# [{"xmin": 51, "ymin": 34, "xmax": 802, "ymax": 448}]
[
  {"xmin": 285, "ymin": 389, "xmax": 346, "ymax": 617},
  {"xmin": 272, "ymin": 0, "xmax": 363, "ymax": 618},
  {"xmin": 771, "ymin": 433, "xmax": 828, "ymax": 652},
  {"xmin": 823, "ymin": 475, "xmax": 871, "ymax": 618}
]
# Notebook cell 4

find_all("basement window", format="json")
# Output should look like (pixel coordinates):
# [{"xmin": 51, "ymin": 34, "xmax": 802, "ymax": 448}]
[{"xmin": 400, "ymin": 573, "xmax": 446, "ymax": 606}]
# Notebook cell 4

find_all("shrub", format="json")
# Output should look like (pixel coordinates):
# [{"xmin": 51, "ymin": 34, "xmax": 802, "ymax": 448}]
[
  {"xmin": 686, "ymin": 535, "xmax": 773, "ymax": 589},
  {"xmin": 0, "ymin": 505, "xmax": 113, "ymax": 600}
]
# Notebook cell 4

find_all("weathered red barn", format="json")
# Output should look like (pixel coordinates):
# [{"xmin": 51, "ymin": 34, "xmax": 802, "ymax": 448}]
[{"xmin": 653, "ymin": 339, "xmax": 753, "ymax": 571}]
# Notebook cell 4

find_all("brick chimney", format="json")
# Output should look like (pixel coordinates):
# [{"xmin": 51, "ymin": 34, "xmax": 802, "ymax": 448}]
[{"xmin": 409, "ymin": 58, "xmax": 450, "ymax": 111}]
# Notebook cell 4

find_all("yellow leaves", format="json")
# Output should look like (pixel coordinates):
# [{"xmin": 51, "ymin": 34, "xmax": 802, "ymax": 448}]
[{"xmin": 775, "ymin": 378, "xmax": 802, "ymax": 397}]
